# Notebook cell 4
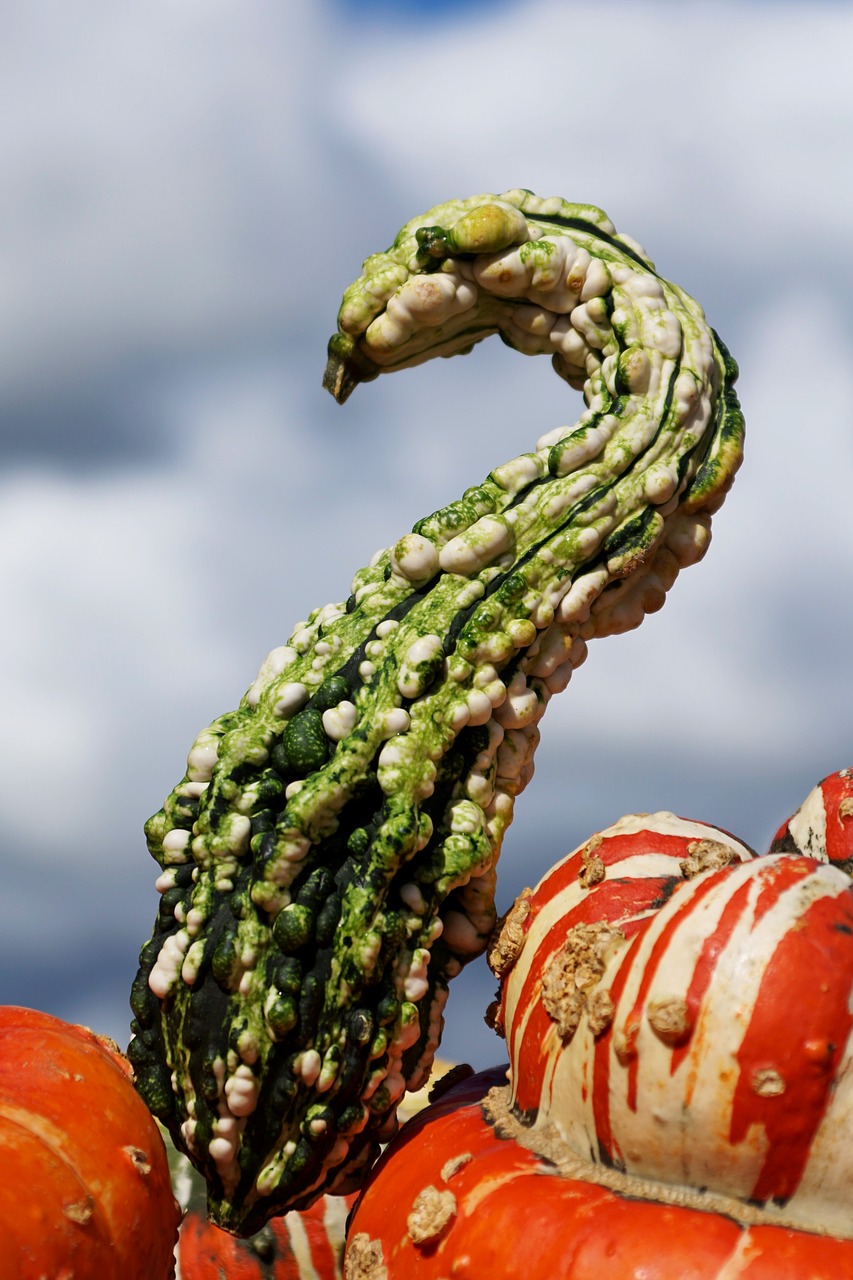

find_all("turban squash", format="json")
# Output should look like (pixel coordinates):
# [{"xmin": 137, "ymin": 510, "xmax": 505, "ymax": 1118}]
[{"xmin": 346, "ymin": 775, "xmax": 853, "ymax": 1277}]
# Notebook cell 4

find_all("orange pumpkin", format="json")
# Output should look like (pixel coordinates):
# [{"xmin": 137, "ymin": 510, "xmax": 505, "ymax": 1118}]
[
  {"xmin": 0, "ymin": 1006, "xmax": 180, "ymax": 1279},
  {"xmin": 347, "ymin": 1067, "xmax": 853, "ymax": 1279}
]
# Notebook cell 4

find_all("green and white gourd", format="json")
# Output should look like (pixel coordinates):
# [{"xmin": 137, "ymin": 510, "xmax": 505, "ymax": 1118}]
[{"xmin": 129, "ymin": 190, "xmax": 744, "ymax": 1234}]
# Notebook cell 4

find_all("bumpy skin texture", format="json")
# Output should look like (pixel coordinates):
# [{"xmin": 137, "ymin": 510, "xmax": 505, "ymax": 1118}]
[
  {"xmin": 170, "ymin": 1135, "xmax": 353, "ymax": 1280},
  {"xmin": 165, "ymin": 1063, "xmax": 448, "ymax": 1277},
  {"xmin": 129, "ymin": 190, "xmax": 743, "ymax": 1233}
]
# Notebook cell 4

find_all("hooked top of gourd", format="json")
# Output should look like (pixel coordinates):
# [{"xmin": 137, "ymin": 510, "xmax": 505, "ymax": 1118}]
[{"xmin": 323, "ymin": 190, "xmax": 657, "ymax": 404}]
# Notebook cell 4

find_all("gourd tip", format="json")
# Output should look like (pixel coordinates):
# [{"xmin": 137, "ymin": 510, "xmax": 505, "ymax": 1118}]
[{"xmin": 323, "ymin": 333, "xmax": 378, "ymax": 404}]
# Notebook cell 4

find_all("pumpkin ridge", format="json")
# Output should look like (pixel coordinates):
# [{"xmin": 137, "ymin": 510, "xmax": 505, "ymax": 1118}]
[{"xmin": 482, "ymin": 1084, "xmax": 853, "ymax": 1240}]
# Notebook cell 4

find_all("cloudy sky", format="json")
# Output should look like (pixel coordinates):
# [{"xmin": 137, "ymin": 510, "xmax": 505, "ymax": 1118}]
[{"xmin": 2, "ymin": 0, "xmax": 852, "ymax": 1070}]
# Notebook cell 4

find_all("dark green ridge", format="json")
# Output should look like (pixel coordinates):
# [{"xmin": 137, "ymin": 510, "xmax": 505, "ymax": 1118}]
[
  {"xmin": 531, "ymin": 212, "xmax": 657, "ymax": 274},
  {"xmin": 439, "ymin": 350, "xmax": 690, "ymax": 649}
]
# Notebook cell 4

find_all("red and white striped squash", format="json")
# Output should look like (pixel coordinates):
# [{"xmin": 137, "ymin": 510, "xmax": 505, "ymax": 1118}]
[
  {"xmin": 502, "ymin": 842, "xmax": 853, "ymax": 1237},
  {"xmin": 771, "ymin": 766, "xmax": 853, "ymax": 870},
  {"xmin": 346, "ymin": 796, "xmax": 853, "ymax": 1276},
  {"xmin": 346, "ymin": 1065, "xmax": 853, "ymax": 1279},
  {"xmin": 494, "ymin": 811, "xmax": 754, "ymax": 1113},
  {"xmin": 174, "ymin": 1194, "xmax": 353, "ymax": 1280}
]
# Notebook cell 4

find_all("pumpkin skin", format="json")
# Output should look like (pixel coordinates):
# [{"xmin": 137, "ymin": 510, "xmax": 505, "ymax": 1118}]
[
  {"xmin": 346, "ymin": 1068, "xmax": 853, "ymax": 1279},
  {"xmin": 499, "ymin": 814, "xmax": 853, "ymax": 1238},
  {"xmin": 493, "ymin": 811, "xmax": 754, "ymax": 1113},
  {"xmin": 0, "ymin": 1005, "xmax": 180, "ymax": 1280},
  {"xmin": 771, "ymin": 766, "xmax": 853, "ymax": 870},
  {"xmin": 507, "ymin": 852, "xmax": 853, "ymax": 1236},
  {"xmin": 168, "ymin": 1130, "xmax": 354, "ymax": 1280},
  {"xmin": 176, "ymin": 1198, "xmax": 352, "ymax": 1280}
]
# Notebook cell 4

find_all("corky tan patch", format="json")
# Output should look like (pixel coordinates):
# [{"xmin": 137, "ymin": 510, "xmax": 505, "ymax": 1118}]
[
  {"xmin": 441, "ymin": 1152, "xmax": 473, "ymax": 1182},
  {"xmin": 487, "ymin": 890, "xmax": 532, "ymax": 978},
  {"xmin": 680, "ymin": 839, "xmax": 740, "ymax": 879},
  {"xmin": 345, "ymin": 1233, "xmax": 388, "ymax": 1280},
  {"xmin": 63, "ymin": 1197, "xmax": 95, "ymax": 1225},
  {"xmin": 407, "ymin": 1185, "xmax": 457, "ymax": 1246},
  {"xmin": 123, "ymin": 1145, "xmax": 152, "ymax": 1175},
  {"xmin": 613, "ymin": 1019, "xmax": 639, "ymax": 1065},
  {"xmin": 647, "ymin": 996, "xmax": 692, "ymax": 1045},
  {"xmin": 586, "ymin": 988, "xmax": 616, "ymax": 1035},
  {"xmin": 484, "ymin": 996, "xmax": 505, "ymax": 1037},
  {"xmin": 839, "ymin": 797, "xmax": 853, "ymax": 820},
  {"xmin": 541, "ymin": 922, "xmax": 625, "ymax": 1041},
  {"xmin": 578, "ymin": 834, "xmax": 606, "ymax": 889},
  {"xmin": 752, "ymin": 1068, "xmax": 786, "ymax": 1097}
]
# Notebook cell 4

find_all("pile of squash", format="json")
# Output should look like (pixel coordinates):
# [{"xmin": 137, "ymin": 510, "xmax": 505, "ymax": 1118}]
[
  {"xmin": 6, "ymin": 194, "xmax": 853, "ymax": 1278},
  {"xmin": 347, "ymin": 768, "xmax": 853, "ymax": 1278},
  {"xmin": 6, "ymin": 770, "xmax": 853, "ymax": 1278},
  {"xmin": 129, "ymin": 189, "xmax": 745, "ymax": 1234}
]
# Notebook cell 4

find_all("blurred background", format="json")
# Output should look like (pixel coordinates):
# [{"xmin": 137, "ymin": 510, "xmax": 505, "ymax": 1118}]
[{"xmin": 1, "ymin": 0, "xmax": 852, "ymax": 1070}]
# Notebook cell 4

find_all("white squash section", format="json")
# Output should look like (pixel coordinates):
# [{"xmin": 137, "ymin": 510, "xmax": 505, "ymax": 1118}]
[
  {"xmin": 504, "ymin": 811, "xmax": 753, "ymax": 1084},
  {"xmin": 522, "ymin": 855, "xmax": 853, "ymax": 1238}
]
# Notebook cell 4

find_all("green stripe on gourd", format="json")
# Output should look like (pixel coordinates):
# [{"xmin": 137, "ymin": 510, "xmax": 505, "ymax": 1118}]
[{"xmin": 129, "ymin": 189, "xmax": 743, "ymax": 1235}]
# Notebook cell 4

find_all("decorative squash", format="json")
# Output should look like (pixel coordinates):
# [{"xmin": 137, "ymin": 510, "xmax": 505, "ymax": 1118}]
[
  {"xmin": 346, "ymin": 1067, "xmax": 853, "ymax": 1279},
  {"xmin": 0, "ymin": 1006, "xmax": 179, "ymax": 1280},
  {"xmin": 130, "ymin": 190, "xmax": 744, "ymax": 1231},
  {"xmin": 490, "ymin": 810, "xmax": 754, "ymax": 1111},
  {"xmin": 167, "ymin": 1059, "xmax": 452, "ymax": 1278},
  {"xmin": 175, "ymin": 1185, "xmax": 352, "ymax": 1280},
  {"xmin": 771, "ymin": 766, "xmax": 853, "ymax": 871},
  {"xmin": 347, "ymin": 791, "xmax": 853, "ymax": 1275}
]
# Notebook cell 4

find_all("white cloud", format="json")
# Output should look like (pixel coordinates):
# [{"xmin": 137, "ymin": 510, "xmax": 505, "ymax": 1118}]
[
  {"xmin": 331, "ymin": 0, "xmax": 853, "ymax": 270},
  {"xmin": 0, "ymin": 0, "xmax": 343, "ymax": 399}
]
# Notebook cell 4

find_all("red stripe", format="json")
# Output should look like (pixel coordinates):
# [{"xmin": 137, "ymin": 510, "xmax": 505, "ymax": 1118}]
[
  {"xmin": 729, "ymin": 873, "xmax": 853, "ymax": 1203},
  {"xmin": 750, "ymin": 856, "xmax": 819, "ymax": 922},
  {"xmin": 531, "ymin": 824, "xmax": 710, "ymax": 912},
  {"xmin": 292, "ymin": 1200, "xmax": 338, "ymax": 1278},
  {"xmin": 820, "ymin": 770, "xmax": 853, "ymax": 864},
  {"xmin": 669, "ymin": 873, "xmax": 757, "ymax": 1091},
  {"xmin": 590, "ymin": 924, "xmax": 652, "ymax": 1166},
  {"xmin": 621, "ymin": 868, "xmax": 734, "ymax": 1112},
  {"xmin": 510, "ymin": 875, "xmax": 678, "ymax": 1112},
  {"xmin": 669, "ymin": 857, "xmax": 819, "ymax": 1090}
]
